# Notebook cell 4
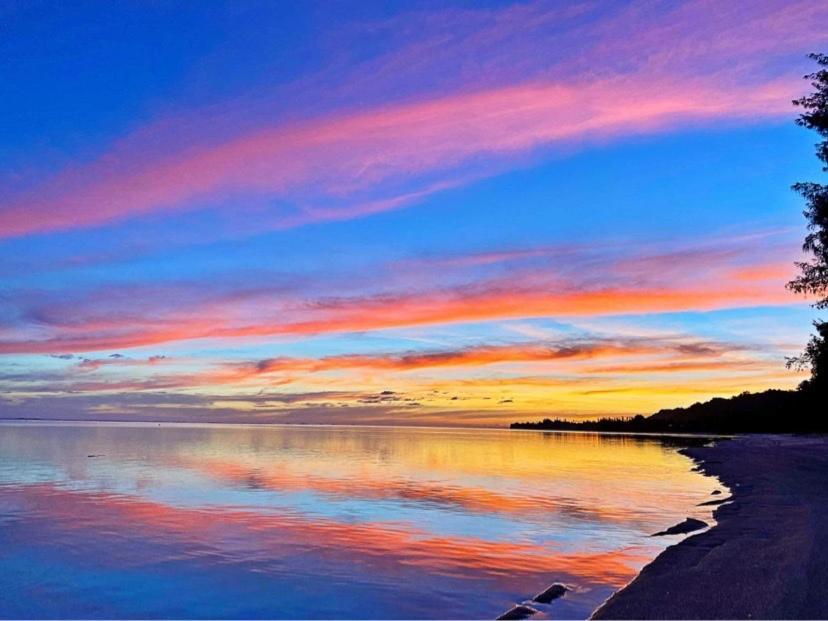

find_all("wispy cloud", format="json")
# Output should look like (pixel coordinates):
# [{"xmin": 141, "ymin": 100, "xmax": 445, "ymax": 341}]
[
  {"xmin": 208, "ymin": 336, "xmax": 746, "ymax": 383},
  {"xmin": 75, "ymin": 355, "xmax": 168, "ymax": 371},
  {"xmin": 1, "ymin": 0, "xmax": 822, "ymax": 239},
  {"xmin": 0, "ymin": 231, "xmax": 800, "ymax": 354}
]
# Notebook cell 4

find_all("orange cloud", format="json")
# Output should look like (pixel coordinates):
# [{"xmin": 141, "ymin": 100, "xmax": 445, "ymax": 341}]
[
  {"xmin": 206, "ymin": 337, "xmax": 744, "ymax": 384},
  {"xmin": 0, "ymin": 276, "xmax": 796, "ymax": 355},
  {"xmin": 259, "ymin": 285, "xmax": 793, "ymax": 337},
  {"xmin": 729, "ymin": 262, "xmax": 797, "ymax": 282},
  {"xmin": 582, "ymin": 359, "xmax": 775, "ymax": 375}
]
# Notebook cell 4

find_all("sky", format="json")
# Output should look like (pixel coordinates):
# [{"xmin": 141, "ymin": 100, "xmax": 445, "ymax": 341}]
[{"xmin": 1, "ymin": 0, "xmax": 826, "ymax": 427}]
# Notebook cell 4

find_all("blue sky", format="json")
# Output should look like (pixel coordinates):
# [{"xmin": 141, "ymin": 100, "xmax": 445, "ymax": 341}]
[{"xmin": 1, "ymin": 0, "xmax": 826, "ymax": 425}]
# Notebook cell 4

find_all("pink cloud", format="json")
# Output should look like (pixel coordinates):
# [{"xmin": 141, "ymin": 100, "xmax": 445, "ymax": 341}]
[
  {"xmin": 0, "ymin": 261, "xmax": 797, "ymax": 356},
  {"xmin": 1, "ymin": 0, "xmax": 824, "ymax": 239}
]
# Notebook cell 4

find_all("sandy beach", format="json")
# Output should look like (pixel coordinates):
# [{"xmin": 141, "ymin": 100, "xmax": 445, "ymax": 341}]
[{"xmin": 592, "ymin": 434, "xmax": 828, "ymax": 620}]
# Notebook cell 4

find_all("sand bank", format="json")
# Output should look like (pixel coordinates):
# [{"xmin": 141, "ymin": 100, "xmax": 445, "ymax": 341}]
[{"xmin": 592, "ymin": 435, "xmax": 828, "ymax": 619}]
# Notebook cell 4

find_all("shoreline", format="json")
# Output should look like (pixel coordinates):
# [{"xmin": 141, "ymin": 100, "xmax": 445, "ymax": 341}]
[
  {"xmin": 0, "ymin": 418, "xmax": 729, "ymax": 439},
  {"xmin": 591, "ymin": 434, "xmax": 828, "ymax": 619}
]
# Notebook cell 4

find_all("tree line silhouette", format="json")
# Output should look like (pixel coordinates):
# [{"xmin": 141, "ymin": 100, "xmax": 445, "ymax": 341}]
[{"xmin": 513, "ymin": 54, "xmax": 828, "ymax": 434}]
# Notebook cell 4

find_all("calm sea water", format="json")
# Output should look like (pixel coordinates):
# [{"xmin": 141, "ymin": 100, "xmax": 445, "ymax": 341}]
[{"xmin": 0, "ymin": 422, "xmax": 719, "ymax": 619}]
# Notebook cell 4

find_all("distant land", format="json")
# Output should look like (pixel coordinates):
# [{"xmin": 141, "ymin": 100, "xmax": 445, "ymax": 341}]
[{"xmin": 510, "ymin": 388, "xmax": 826, "ymax": 434}]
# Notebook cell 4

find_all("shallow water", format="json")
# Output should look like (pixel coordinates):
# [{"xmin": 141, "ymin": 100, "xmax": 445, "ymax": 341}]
[{"xmin": 0, "ymin": 422, "xmax": 718, "ymax": 619}]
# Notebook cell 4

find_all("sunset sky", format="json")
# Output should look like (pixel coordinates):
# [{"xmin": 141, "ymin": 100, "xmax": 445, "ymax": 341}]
[{"xmin": 2, "ymin": 0, "xmax": 826, "ymax": 426}]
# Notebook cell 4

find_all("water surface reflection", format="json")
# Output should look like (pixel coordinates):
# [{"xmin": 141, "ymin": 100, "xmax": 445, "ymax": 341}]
[{"xmin": 0, "ymin": 423, "xmax": 718, "ymax": 619}]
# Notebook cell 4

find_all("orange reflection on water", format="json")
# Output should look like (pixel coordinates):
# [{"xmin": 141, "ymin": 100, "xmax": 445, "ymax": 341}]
[
  {"xmin": 179, "ymin": 454, "xmax": 681, "ymax": 528},
  {"xmin": 10, "ymin": 482, "xmax": 651, "ymax": 587},
  {"xmin": 173, "ymin": 426, "xmax": 716, "ymax": 525},
  {"xmin": 0, "ymin": 423, "xmax": 721, "ymax": 618}
]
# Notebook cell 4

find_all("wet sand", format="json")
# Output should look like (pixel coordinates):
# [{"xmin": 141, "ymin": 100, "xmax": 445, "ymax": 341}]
[{"xmin": 592, "ymin": 434, "xmax": 828, "ymax": 620}]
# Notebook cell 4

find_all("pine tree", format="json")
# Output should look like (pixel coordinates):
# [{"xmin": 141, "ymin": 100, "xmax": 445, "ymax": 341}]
[{"xmin": 787, "ymin": 53, "xmax": 828, "ymax": 393}]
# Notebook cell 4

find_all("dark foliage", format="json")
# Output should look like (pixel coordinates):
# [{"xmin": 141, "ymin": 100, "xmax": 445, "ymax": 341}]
[
  {"xmin": 788, "ymin": 53, "xmax": 828, "ymax": 390},
  {"xmin": 788, "ymin": 320, "xmax": 828, "ymax": 394},
  {"xmin": 510, "ymin": 389, "xmax": 826, "ymax": 434}
]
